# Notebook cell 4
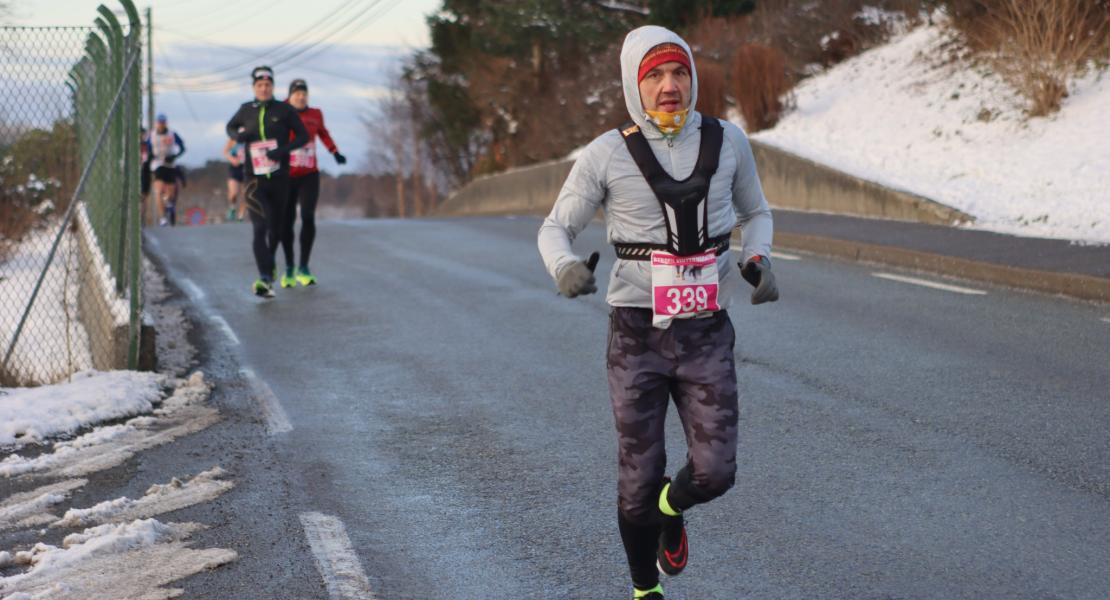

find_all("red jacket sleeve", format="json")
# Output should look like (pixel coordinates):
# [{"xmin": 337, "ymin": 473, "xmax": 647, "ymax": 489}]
[{"xmin": 315, "ymin": 109, "xmax": 338, "ymax": 153}]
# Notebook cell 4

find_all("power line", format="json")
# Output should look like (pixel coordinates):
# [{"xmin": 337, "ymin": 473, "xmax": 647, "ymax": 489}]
[
  {"xmin": 168, "ymin": 0, "xmax": 272, "ymax": 30},
  {"xmin": 155, "ymin": 0, "xmax": 373, "ymax": 82},
  {"xmin": 153, "ymin": 0, "xmax": 402, "ymax": 91},
  {"xmin": 153, "ymin": 38, "xmax": 203, "ymax": 120},
  {"xmin": 273, "ymin": 0, "xmax": 402, "ymax": 71},
  {"xmin": 185, "ymin": 0, "xmax": 299, "ymax": 39}
]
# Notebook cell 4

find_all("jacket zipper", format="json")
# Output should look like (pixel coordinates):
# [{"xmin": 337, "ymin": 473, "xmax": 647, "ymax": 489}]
[{"xmin": 259, "ymin": 103, "xmax": 270, "ymax": 180}]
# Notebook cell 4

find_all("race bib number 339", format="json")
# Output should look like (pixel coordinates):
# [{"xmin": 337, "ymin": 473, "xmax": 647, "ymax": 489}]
[{"xmin": 650, "ymin": 250, "xmax": 720, "ymax": 327}]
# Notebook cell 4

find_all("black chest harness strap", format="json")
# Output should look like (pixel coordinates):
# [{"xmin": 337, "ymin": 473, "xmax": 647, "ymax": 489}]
[{"xmin": 613, "ymin": 117, "xmax": 726, "ymax": 260}]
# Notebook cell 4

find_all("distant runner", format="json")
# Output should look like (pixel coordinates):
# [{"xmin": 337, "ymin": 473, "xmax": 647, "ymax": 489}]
[
  {"xmin": 225, "ymin": 66, "xmax": 309, "ymax": 298},
  {"xmin": 149, "ymin": 113, "xmax": 185, "ymax": 227},
  {"xmin": 140, "ymin": 127, "xmax": 152, "ymax": 224},
  {"xmin": 279, "ymin": 78, "xmax": 346, "ymax": 288},
  {"xmin": 537, "ymin": 26, "xmax": 778, "ymax": 600},
  {"xmin": 222, "ymin": 138, "xmax": 246, "ymax": 222}
]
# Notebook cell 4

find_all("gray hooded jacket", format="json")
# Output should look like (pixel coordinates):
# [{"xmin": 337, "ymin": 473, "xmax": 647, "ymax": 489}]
[{"xmin": 537, "ymin": 25, "xmax": 774, "ymax": 312}]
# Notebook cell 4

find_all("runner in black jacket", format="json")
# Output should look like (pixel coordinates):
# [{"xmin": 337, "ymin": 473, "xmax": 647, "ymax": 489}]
[{"xmin": 225, "ymin": 65, "xmax": 309, "ymax": 298}]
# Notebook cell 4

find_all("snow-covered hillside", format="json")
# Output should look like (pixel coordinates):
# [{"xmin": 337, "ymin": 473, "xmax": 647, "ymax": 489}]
[{"xmin": 751, "ymin": 24, "xmax": 1109, "ymax": 244}]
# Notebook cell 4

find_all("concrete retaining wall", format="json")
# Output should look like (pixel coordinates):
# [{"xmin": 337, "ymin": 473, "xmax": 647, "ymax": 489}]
[
  {"xmin": 74, "ymin": 205, "xmax": 133, "ymax": 371},
  {"xmin": 437, "ymin": 139, "xmax": 972, "ymax": 225},
  {"xmin": 436, "ymin": 158, "xmax": 575, "ymax": 217},
  {"xmin": 748, "ymin": 140, "xmax": 972, "ymax": 225}
]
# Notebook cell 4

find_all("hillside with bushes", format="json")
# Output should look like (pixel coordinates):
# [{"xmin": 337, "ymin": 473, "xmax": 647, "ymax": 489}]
[{"xmin": 382, "ymin": 0, "xmax": 922, "ymax": 188}]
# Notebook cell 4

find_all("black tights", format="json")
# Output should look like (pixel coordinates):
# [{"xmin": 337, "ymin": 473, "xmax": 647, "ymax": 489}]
[
  {"xmin": 607, "ymin": 308, "xmax": 740, "ymax": 589},
  {"xmin": 244, "ymin": 174, "xmax": 288, "ymax": 279},
  {"xmin": 281, "ymin": 171, "xmax": 319, "ymax": 269}
]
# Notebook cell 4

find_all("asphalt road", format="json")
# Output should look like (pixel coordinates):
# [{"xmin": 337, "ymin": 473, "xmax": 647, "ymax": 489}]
[{"xmin": 147, "ymin": 216, "xmax": 1110, "ymax": 599}]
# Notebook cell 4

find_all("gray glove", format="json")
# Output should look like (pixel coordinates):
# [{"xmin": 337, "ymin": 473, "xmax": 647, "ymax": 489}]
[
  {"xmin": 740, "ymin": 256, "xmax": 779, "ymax": 305},
  {"xmin": 557, "ymin": 252, "xmax": 599, "ymax": 298}
]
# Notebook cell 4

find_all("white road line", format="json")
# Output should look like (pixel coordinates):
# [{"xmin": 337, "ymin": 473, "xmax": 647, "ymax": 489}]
[
  {"xmin": 771, "ymin": 251, "xmax": 802, "ymax": 261},
  {"xmin": 179, "ymin": 277, "xmax": 207, "ymax": 303},
  {"xmin": 241, "ymin": 368, "xmax": 292, "ymax": 434},
  {"xmin": 1101, "ymin": 317, "xmax": 1110, "ymax": 324},
  {"xmin": 300, "ymin": 512, "xmax": 377, "ymax": 600},
  {"xmin": 209, "ymin": 315, "xmax": 240, "ymax": 346},
  {"xmin": 872, "ymin": 272, "xmax": 988, "ymax": 295}
]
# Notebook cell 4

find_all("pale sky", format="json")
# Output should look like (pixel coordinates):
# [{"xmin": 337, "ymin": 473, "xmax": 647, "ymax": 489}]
[
  {"xmin": 12, "ymin": 0, "xmax": 437, "ymax": 47},
  {"xmin": 10, "ymin": 0, "xmax": 441, "ymax": 169}
]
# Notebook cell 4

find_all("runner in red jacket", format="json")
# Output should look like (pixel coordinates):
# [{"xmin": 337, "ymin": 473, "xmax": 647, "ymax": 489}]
[{"xmin": 280, "ymin": 78, "xmax": 347, "ymax": 287}]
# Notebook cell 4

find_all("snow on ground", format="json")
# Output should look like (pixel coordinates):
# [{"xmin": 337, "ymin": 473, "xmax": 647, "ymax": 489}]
[
  {"xmin": 143, "ymin": 258, "xmax": 196, "ymax": 377},
  {"xmin": 0, "ymin": 479, "xmax": 86, "ymax": 532},
  {"xmin": 54, "ymin": 467, "xmax": 233, "ymax": 528},
  {"xmin": 0, "ymin": 224, "xmax": 94, "ymax": 384},
  {"xmin": 0, "ymin": 518, "xmax": 236, "ymax": 599},
  {"xmin": 0, "ymin": 371, "xmax": 165, "ymax": 447},
  {"xmin": 751, "ymin": 23, "xmax": 1110, "ymax": 244},
  {"xmin": 0, "ymin": 372, "xmax": 218, "ymax": 479}
]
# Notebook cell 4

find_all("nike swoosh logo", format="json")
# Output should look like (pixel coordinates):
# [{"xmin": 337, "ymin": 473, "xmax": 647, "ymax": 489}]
[{"xmin": 664, "ymin": 530, "xmax": 687, "ymax": 568}]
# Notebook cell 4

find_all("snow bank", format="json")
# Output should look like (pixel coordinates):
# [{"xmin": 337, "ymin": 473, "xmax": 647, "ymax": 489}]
[
  {"xmin": 0, "ymin": 479, "xmax": 86, "ymax": 532},
  {"xmin": 0, "ymin": 372, "xmax": 217, "ymax": 479},
  {"xmin": 751, "ymin": 24, "xmax": 1110, "ymax": 244},
  {"xmin": 0, "ymin": 518, "xmax": 236, "ymax": 599},
  {"xmin": 0, "ymin": 370, "xmax": 165, "ymax": 447}
]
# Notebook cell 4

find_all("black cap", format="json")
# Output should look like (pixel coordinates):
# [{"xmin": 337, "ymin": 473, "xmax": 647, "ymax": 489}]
[
  {"xmin": 251, "ymin": 66, "xmax": 274, "ymax": 82},
  {"xmin": 289, "ymin": 79, "xmax": 308, "ymax": 95}
]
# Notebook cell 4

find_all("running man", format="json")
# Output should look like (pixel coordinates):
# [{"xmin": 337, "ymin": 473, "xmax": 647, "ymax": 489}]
[
  {"xmin": 537, "ymin": 26, "xmax": 778, "ymax": 599},
  {"xmin": 222, "ymin": 137, "xmax": 246, "ymax": 222},
  {"xmin": 225, "ymin": 66, "xmax": 309, "ymax": 298},
  {"xmin": 140, "ymin": 127, "xmax": 152, "ymax": 224},
  {"xmin": 149, "ymin": 114, "xmax": 185, "ymax": 226},
  {"xmin": 279, "ymin": 78, "xmax": 346, "ymax": 288}
]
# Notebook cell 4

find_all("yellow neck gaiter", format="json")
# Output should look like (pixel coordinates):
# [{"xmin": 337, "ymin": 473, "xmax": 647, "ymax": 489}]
[{"xmin": 646, "ymin": 108, "xmax": 689, "ymax": 136}]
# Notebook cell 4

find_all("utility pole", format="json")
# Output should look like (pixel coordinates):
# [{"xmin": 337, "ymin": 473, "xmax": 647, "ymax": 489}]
[
  {"xmin": 145, "ymin": 5, "xmax": 154, "ymax": 226},
  {"xmin": 145, "ymin": 6, "xmax": 153, "ymax": 131}
]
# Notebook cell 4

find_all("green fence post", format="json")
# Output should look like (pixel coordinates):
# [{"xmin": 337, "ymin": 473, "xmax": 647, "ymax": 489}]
[
  {"xmin": 98, "ymin": 6, "xmax": 128, "ymax": 293},
  {"xmin": 120, "ymin": 0, "xmax": 143, "ymax": 369},
  {"xmin": 85, "ymin": 34, "xmax": 109, "ymax": 272}
]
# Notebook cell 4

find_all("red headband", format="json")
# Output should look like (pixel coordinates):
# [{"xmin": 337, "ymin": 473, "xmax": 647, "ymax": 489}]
[{"xmin": 638, "ymin": 43, "xmax": 691, "ymax": 82}]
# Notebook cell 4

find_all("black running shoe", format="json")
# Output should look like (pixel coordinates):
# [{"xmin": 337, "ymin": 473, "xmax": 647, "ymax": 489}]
[
  {"xmin": 253, "ymin": 278, "xmax": 275, "ymax": 298},
  {"xmin": 656, "ymin": 479, "xmax": 687, "ymax": 576},
  {"xmin": 632, "ymin": 584, "xmax": 664, "ymax": 599}
]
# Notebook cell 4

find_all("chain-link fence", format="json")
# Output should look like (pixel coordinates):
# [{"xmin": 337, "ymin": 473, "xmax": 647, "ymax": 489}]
[{"xmin": 0, "ymin": 0, "xmax": 145, "ymax": 386}]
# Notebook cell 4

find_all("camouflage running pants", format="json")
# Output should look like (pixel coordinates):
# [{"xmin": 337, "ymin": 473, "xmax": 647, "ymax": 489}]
[{"xmin": 607, "ymin": 307, "xmax": 739, "ymax": 588}]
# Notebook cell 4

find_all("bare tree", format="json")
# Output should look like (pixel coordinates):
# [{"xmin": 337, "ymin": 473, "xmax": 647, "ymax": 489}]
[
  {"xmin": 365, "ymin": 78, "xmax": 413, "ymax": 218},
  {"xmin": 365, "ymin": 67, "xmax": 450, "ymax": 218}
]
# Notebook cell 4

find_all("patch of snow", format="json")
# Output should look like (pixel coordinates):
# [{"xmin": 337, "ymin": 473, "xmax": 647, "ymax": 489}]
[
  {"xmin": 751, "ymin": 24, "xmax": 1110, "ymax": 244},
  {"xmin": 0, "ymin": 372, "xmax": 218, "ymax": 479},
  {"xmin": 855, "ymin": 6, "xmax": 911, "ymax": 33},
  {"xmin": 0, "ymin": 518, "xmax": 236, "ymax": 599},
  {"xmin": 0, "ymin": 479, "xmax": 86, "ymax": 532},
  {"xmin": 0, "ymin": 370, "xmax": 165, "ymax": 447},
  {"xmin": 54, "ymin": 466, "xmax": 233, "ymax": 528},
  {"xmin": 0, "ymin": 224, "xmax": 94, "ymax": 384},
  {"xmin": 32, "ymin": 201, "xmax": 54, "ymax": 217}
]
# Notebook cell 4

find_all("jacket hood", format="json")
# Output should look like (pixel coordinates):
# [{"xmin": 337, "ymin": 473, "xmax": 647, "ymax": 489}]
[{"xmin": 620, "ymin": 25, "xmax": 699, "ymax": 137}]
